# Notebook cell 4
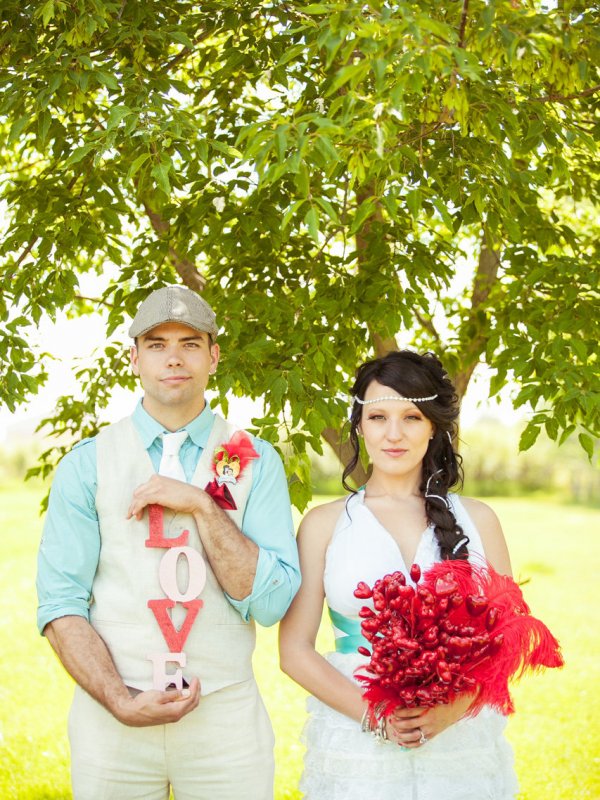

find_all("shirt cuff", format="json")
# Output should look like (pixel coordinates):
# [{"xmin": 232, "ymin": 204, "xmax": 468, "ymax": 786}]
[
  {"xmin": 37, "ymin": 604, "xmax": 90, "ymax": 636},
  {"xmin": 225, "ymin": 547, "xmax": 287, "ymax": 623}
]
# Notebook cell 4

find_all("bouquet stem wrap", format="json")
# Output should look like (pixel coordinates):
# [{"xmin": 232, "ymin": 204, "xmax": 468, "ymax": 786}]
[{"xmin": 354, "ymin": 560, "xmax": 563, "ymax": 718}]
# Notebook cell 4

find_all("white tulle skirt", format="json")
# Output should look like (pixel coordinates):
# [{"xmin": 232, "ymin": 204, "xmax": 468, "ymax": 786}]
[{"xmin": 300, "ymin": 652, "xmax": 519, "ymax": 800}]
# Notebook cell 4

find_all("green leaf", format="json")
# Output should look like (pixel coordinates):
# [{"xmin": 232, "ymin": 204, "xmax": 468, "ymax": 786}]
[
  {"xmin": 314, "ymin": 196, "xmax": 340, "ymax": 224},
  {"xmin": 578, "ymin": 432, "xmax": 595, "ymax": 460},
  {"xmin": 107, "ymin": 105, "xmax": 132, "ymax": 130},
  {"xmin": 151, "ymin": 161, "xmax": 171, "ymax": 195},
  {"xmin": 277, "ymin": 43, "xmax": 307, "ymax": 67},
  {"xmin": 41, "ymin": 0, "xmax": 55, "ymax": 26},
  {"xmin": 210, "ymin": 140, "xmax": 242, "ymax": 159},
  {"xmin": 95, "ymin": 71, "xmax": 120, "ymax": 91},
  {"xmin": 519, "ymin": 423, "xmax": 541, "ymax": 452},
  {"xmin": 305, "ymin": 206, "xmax": 320, "ymax": 242},
  {"xmin": 281, "ymin": 199, "xmax": 306, "ymax": 230},
  {"xmin": 295, "ymin": 161, "xmax": 310, "ymax": 198},
  {"xmin": 349, "ymin": 196, "xmax": 377, "ymax": 235},
  {"xmin": 8, "ymin": 115, "xmax": 30, "ymax": 144},
  {"xmin": 127, "ymin": 152, "xmax": 151, "ymax": 181},
  {"xmin": 64, "ymin": 144, "xmax": 94, "ymax": 167},
  {"xmin": 171, "ymin": 30, "xmax": 194, "ymax": 48}
]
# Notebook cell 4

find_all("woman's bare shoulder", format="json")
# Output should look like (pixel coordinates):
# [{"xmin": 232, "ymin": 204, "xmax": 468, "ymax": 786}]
[
  {"xmin": 459, "ymin": 496, "xmax": 502, "ymax": 529},
  {"xmin": 459, "ymin": 496, "xmax": 512, "ymax": 575},
  {"xmin": 301, "ymin": 495, "xmax": 348, "ymax": 526}
]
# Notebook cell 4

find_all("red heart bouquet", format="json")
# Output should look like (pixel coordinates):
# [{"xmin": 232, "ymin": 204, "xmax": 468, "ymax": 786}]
[{"xmin": 353, "ymin": 560, "xmax": 563, "ymax": 719}]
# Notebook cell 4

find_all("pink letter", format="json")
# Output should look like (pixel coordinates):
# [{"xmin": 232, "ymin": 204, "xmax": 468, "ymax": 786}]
[
  {"xmin": 147, "ymin": 651, "xmax": 186, "ymax": 691},
  {"xmin": 158, "ymin": 546, "xmax": 207, "ymax": 601}
]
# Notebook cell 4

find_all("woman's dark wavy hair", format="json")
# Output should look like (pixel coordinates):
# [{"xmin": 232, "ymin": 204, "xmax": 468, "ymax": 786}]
[{"xmin": 342, "ymin": 350, "xmax": 468, "ymax": 561}]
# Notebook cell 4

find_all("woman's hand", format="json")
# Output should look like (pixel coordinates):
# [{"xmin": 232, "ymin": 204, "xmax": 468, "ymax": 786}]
[{"xmin": 386, "ymin": 692, "xmax": 476, "ymax": 748}]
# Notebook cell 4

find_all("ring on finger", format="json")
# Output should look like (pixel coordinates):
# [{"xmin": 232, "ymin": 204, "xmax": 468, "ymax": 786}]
[{"xmin": 418, "ymin": 728, "xmax": 428, "ymax": 745}]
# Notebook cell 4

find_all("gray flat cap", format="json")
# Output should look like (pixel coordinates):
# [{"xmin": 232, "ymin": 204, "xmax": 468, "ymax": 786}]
[{"xmin": 129, "ymin": 285, "xmax": 218, "ymax": 339}]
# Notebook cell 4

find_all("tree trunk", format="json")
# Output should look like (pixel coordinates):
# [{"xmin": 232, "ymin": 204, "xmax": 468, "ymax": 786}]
[
  {"xmin": 453, "ymin": 237, "xmax": 500, "ymax": 399},
  {"xmin": 321, "ymin": 426, "xmax": 369, "ymax": 488}
]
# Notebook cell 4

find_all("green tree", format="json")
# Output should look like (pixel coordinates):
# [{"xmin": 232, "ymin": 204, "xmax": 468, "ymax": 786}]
[{"xmin": 1, "ymin": 0, "xmax": 598, "ymax": 507}]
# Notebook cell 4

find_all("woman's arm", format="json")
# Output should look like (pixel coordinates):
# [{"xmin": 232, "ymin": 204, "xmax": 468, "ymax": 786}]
[{"xmin": 278, "ymin": 501, "xmax": 367, "ymax": 724}]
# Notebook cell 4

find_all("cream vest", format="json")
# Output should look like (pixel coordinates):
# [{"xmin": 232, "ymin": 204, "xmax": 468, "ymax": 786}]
[{"xmin": 92, "ymin": 413, "xmax": 256, "ymax": 694}]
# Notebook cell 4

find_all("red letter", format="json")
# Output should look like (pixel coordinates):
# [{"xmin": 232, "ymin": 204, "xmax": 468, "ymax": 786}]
[
  {"xmin": 145, "ymin": 504, "xmax": 189, "ymax": 548},
  {"xmin": 147, "ymin": 599, "xmax": 204, "ymax": 651}
]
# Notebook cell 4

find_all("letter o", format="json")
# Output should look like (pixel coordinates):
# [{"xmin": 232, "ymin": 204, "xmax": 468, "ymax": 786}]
[{"xmin": 158, "ymin": 546, "xmax": 207, "ymax": 602}]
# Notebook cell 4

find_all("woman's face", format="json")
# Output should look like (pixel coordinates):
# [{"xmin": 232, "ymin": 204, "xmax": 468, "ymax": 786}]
[{"xmin": 359, "ymin": 380, "xmax": 434, "ymax": 481}]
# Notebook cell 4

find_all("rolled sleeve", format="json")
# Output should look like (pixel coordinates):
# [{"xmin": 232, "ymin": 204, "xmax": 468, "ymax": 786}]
[
  {"xmin": 226, "ymin": 439, "xmax": 300, "ymax": 626},
  {"xmin": 36, "ymin": 441, "xmax": 100, "ymax": 634}
]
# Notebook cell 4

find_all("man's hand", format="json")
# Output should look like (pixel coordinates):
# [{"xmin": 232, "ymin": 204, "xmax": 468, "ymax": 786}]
[
  {"xmin": 127, "ymin": 475, "xmax": 209, "ymax": 520},
  {"xmin": 114, "ymin": 677, "xmax": 201, "ymax": 727},
  {"xmin": 127, "ymin": 474, "xmax": 259, "ymax": 601}
]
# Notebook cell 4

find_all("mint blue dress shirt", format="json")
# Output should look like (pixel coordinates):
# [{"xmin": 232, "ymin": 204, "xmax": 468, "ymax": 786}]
[{"xmin": 37, "ymin": 401, "xmax": 300, "ymax": 633}]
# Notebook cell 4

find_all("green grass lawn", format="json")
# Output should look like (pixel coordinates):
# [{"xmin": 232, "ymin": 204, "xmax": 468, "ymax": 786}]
[{"xmin": 1, "ymin": 481, "xmax": 598, "ymax": 799}]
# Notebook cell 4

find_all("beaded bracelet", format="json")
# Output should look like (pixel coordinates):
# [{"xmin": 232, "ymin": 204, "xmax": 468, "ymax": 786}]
[{"xmin": 360, "ymin": 704, "xmax": 390, "ymax": 744}]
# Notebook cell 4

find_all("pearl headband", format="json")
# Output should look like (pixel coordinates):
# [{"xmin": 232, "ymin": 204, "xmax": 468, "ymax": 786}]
[{"xmin": 355, "ymin": 393, "xmax": 438, "ymax": 405}]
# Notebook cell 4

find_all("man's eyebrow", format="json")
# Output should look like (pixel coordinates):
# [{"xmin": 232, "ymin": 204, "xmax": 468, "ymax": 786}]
[{"xmin": 143, "ymin": 333, "xmax": 204, "ymax": 342}]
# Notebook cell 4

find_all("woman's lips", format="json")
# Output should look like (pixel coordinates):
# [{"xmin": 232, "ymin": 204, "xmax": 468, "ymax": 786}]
[{"xmin": 383, "ymin": 448, "xmax": 408, "ymax": 456}]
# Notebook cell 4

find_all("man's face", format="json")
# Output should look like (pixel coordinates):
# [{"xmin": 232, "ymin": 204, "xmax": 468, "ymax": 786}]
[{"xmin": 130, "ymin": 322, "xmax": 219, "ymax": 422}]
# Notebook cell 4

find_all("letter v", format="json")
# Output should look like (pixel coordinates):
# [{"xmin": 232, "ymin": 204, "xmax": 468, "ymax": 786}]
[{"xmin": 147, "ymin": 599, "xmax": 203, "ymax": 651}]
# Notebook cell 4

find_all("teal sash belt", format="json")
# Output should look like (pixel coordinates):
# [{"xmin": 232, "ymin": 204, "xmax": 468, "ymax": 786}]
[{"xmin": 328, "ymin": 607, "xmax": 369, "ymax": 654}]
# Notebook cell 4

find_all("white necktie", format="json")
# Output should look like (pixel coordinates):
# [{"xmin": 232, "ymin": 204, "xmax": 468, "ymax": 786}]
[{"xmin": 158, "ymin": 431, "xmax": 188, "ymax": 481}]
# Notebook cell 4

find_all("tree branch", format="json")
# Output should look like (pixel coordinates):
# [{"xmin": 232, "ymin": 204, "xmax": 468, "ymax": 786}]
[
  {"xmin": 142, "ymin": 200, "xmax": 206, "ymax": 292},
  {"xmin": 73, "ymin": 294, "xmax": 115, "ymax": 309},
  {"xmin": 458, "ymin": 0, "xmax": 470, "ymax": 49},
  {"xmin": 529, "ymin": 83, "xmax": 600, "ymax": 104},
  {"xmin": 15, "ymin": 236, "xmax": 38, "ymax": 267},
  {"xmin": 414, "ymin": 309, "xmax": 441, "ymax": 344}
]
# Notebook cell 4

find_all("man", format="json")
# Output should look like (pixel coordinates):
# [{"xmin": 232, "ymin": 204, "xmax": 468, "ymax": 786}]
[{"xmin": 36, "ymin": 284, "xmax": 301, "ymax": 800}]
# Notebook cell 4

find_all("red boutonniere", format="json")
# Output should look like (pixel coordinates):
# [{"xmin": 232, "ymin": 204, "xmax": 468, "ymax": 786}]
[{"xmin": 204, "ymin": 431, "xmax": 259, "ymax": 510}]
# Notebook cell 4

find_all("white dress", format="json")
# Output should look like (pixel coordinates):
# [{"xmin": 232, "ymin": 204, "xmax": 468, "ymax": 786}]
[{"xmin": 300, "ymin": 490, "xmax": 518, "ymax": 800}]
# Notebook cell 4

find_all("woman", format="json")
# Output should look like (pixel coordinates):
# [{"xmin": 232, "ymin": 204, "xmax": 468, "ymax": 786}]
[{"xmin": 279, "ymin": 351, "xmax": 518, "ymax": 799}]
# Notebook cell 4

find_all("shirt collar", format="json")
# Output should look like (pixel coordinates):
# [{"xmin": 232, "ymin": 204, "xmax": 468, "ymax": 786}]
[{"xmin": 132, "ymin": 399, "xmax": 215, "ymax": 450}]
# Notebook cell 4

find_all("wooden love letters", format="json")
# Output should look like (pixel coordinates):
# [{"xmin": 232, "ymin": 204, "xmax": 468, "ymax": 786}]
[{"xmin": 145, "ymin": 504, "xmax": 206, "ymax": 691}]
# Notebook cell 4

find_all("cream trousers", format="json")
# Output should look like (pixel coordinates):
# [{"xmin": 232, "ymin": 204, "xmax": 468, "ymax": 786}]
[{"xmin": 68, "ymin": 679, "xmax": 274, "ymax": 800}]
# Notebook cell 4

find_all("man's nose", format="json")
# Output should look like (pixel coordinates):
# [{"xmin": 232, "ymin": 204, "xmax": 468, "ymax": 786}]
[{"xmin": 165, "ymin": 348, "xmax": 183, "ymax": 365}]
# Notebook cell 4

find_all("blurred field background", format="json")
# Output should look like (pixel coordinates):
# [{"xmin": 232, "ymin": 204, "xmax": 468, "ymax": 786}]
[{"xmin": 1, "ymin": 421, "xmax": 599, "ymax": 799}]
